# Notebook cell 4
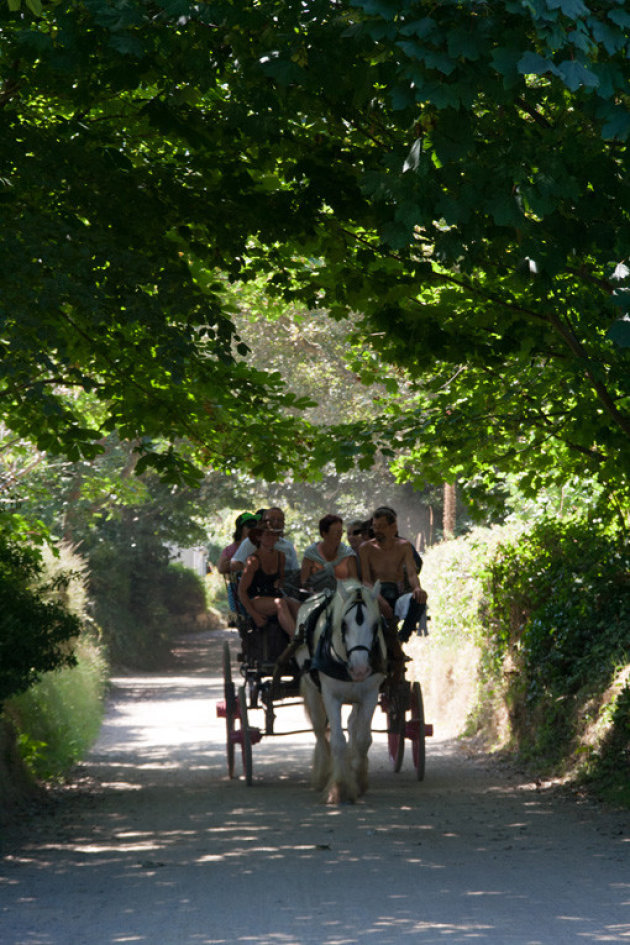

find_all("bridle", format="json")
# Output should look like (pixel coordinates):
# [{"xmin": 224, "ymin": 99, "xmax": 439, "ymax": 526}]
[
  {"xmin": 336, "ymin": 590, "xmax": 379, "ymax": 664},
  {"xmin": 307, "ymin": 584, "xmax": 383, "ymax": 683}
]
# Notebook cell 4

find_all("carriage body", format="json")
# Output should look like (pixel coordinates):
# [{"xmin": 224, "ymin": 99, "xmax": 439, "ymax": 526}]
[{"xmin": 216, "ymin": 578, "xmax": 433, "ymax": 795}]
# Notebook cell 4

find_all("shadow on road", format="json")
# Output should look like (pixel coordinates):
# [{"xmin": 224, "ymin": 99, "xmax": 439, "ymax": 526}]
[{"xmin": 1, "ymin": 629, "xmax": 628, "ymax": 945}]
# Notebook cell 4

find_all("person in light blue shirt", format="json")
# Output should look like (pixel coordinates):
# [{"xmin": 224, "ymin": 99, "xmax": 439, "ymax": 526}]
[{"xmin": 300, "ymin": 514, "xmax": 357, "ymax": 593}]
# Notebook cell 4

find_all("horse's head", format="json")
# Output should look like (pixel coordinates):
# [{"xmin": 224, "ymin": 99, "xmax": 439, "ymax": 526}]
[{"xmin": 334, "ymin": 579, "xmax": 384, "ymax": 682}]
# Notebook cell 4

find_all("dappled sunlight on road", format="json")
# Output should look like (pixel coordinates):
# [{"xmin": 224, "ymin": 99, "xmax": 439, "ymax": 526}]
[{"xmin": 1, "ymin": 630, "xmax": 629, "ymax": 945}]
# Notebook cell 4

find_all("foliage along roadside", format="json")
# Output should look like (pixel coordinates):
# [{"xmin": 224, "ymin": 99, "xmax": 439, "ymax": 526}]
[
  {"xmin": 414, "ymin": 514, "xmax": 630, "ymax": 806},
  {"xmin": 0, "ymin": 527, "xmax": 81, "ymax": 704},
  {"xmin": 0, "ymin": 540, "xmax": 107, "ymax": 796},
  {"xmin": 0, "ymin": 528, "xmax": 213, "ymax": 797},
  {"xmin": 4, "ymin": 635, "xmax": 108, "ymax": 781}
]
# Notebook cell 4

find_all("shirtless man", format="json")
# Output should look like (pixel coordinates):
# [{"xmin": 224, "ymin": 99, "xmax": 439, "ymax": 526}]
[
  {"xmin": 360, "ymin": 507, "xmax": 427, "ymax": 620},
  {"xmin": 360, "ymin": 507, "xmax": 427, "ymax": 679}
]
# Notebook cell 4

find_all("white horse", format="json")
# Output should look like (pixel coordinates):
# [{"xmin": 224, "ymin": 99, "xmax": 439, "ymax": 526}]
[{"xmin": 296, "ymin": 579, "xmax": 386, "ymax": 804}]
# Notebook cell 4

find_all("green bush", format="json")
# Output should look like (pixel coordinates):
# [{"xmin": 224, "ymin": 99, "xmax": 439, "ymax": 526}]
[
  {"xmin": 89, "ymin": 542, "xmax": 213, "ymax": 667},
  {"xmin": 1, "ymin": 541, "xmax": 110, "ymax": 783},
  {"xmin": 5, "ymin": 636, "xmax": 108, "ymax": 779},
  {"xmin": 481, "ymin": 516, "xmax": 630, "ymax": 772},
  {"xmin": 89, "ymin": 539, "xmax": 173, "ymax": 668},
  {"xmin": 161, "ymin": 563, "xmax": 207, "ymax": 617},
  {"xmin": 418, "ymin": 523, "xmax": 527, "ymax": 647},
  {"xmin": 408, "ymin": 524, "xmax": 527, "ymax": 741},
  {"xmin": 0, "ymin": 533, "xmax": 81, "ymax": 704},
  {"xmin": 205, "ymin": 568, "xmax": 230, "ymax": 614},
  {"xmin": 585, "ymin": 679, "xmax": 630, "ymax": 806},
  {"xmin": 411, "ymin": 515, "xmax": 630, "ymax": 803}
]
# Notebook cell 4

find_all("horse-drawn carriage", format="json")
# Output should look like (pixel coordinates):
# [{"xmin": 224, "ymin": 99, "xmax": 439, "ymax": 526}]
[{"xmin": 216, "ymin": 578, "xmax": 433, "ymax": 802}]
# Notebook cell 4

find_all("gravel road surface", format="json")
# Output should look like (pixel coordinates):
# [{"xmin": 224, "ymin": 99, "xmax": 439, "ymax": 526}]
[{"xmin": 1, "ymin": 628, "xmax": 628, "ymax": 945}]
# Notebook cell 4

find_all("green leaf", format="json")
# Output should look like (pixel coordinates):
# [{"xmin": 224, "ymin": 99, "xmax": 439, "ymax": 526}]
[
  {"xmin": 352, "ymin": 0, "xmax": 397, "ymax": 19},
  {"xmin": 546, "ymin": 0, "xmax": 590, "ymax": 18},
  {"xmin": 487, "ymin": 193, "xmax": 523, "ymax": 227},
  {"xmin": 109, "ymin": 34, "xmax": 145, "ymax": 57},
  {"xmin": 260, "ymin": 58, "xmax": 303, "ymax": 85},
  {"xmin": 399, "ymin": 18, "xmax": 437, "ymax": 40},
  {"xmin": 422, "ymin": 50, "xmax": 457, "ymax": 76},
  {"xmin": 607, "ymin": 318, "xmax": 630, "ymax": 348},
  {"xmin": 590, "ymin": 19, "xmax": 626, "ymax": 55},
  {"xmin": 607, "ymin": 8, "xmax": 630, "ymax": 29},
  {"xmin": 447, "ymin": 29, "xmax": 482, "ymax": 62},
  {"xmin": 517, "ymin": 51, "xmax": 558, "ymax": 76},
  {"xmin": 490, "ymin": 46, "xmax": 522, "ymax": 85},
  {"xmin": 601, "ymin": 107, "xmax": 630, "ymax": 141},
  {"xmin": 556, "ymin": 60, "xmax": 600, "ymax": 91},
  {"xmin": 390, "ymin": 84, "xmax": 416, "ymax": 110}
]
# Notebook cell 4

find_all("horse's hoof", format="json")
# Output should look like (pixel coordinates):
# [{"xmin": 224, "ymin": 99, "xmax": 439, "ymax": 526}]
[
  {"xmin": 326, "ymin": 783, "xmax": 358, "ymax": 805},
  {"xmin": 326, "ymin": 785, "xmax": 341, "ymax": 805}
]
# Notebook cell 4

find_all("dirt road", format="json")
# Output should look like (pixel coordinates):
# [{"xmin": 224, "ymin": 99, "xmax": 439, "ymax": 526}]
[{"xmin": 1, "ymin": 629, "xmax": 629, "ymax": 945}]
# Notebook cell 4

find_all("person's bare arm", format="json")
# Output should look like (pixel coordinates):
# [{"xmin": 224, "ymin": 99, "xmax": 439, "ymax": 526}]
[
  {"xmin": 403, "ymin": 543, "xmax": 427, "ymax": 604},
  {"xmin": 359, "ymin": 544, "xmax": 373, "ymax": 586},
  {"xmin": 238, "ymin": 558, "xmax": 265, "ymax": 627},
  {"xmin": 217, "ymin": 550, "xmax": 231, "ymax": 575},
  {"xmin": 300, "ymin": 556, "xmax": 315, "ymax": 588}
]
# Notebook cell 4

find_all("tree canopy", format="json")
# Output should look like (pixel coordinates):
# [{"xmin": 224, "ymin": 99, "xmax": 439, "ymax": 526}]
[
  {"xmin": 1, "ymin": 0, "xmax": 320, "ymax": 483},
  {"xmin": 1, "ymin": 0, "xmax": 629, "ymax": 506}
]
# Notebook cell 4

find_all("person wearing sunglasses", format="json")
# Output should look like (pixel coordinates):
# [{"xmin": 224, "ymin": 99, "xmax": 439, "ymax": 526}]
[{"xmin": 346, "ymin": 519, "xmax": 370, "ymax": 578}]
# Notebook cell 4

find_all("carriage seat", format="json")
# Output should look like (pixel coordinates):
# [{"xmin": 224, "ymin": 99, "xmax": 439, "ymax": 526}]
[{"xmin": 237, "ymin": 612, "xmax": 291, "ymax": 667}]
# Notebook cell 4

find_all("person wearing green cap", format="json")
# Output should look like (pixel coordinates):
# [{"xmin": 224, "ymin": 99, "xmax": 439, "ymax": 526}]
[
  {"xmin": 217, "ymin": 512, "xmax": 259, "ymax": 576},
  {"xmin": 229, "ymin": 508, "xmax": 299, "ymax": 575}
]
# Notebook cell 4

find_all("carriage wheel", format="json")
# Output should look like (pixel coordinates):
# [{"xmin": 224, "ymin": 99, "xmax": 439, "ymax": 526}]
[
  {"xmin": 409, "ymin": 681, "xmax": 426, "ymax": 781},
  {"xmin": 222, "ymin": 641, "xmax": 237, "ymax": 778},
  {"xmin": 387, "ymin": 697, "xmax": 406, "ymax": 772},
  {"xmin": 238, "ymin": 686, "xmax": 253, "ymax": 785}
]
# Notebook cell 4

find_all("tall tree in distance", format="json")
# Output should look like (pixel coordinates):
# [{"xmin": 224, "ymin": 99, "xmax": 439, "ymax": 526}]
[{"xmin": 443, "ymin": 482, "xmax": 457, "ymax": 540}]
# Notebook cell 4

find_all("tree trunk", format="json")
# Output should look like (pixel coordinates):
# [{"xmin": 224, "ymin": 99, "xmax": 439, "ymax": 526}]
[{"xmin": 443, "ymin": 482, "xmax": 457, "ymax": 539}]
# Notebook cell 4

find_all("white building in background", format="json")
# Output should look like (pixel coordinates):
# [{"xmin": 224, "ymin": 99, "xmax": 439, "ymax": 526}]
[{"xmin": 167, "ymin": 545, "xmax": 208, "ymax": 577}]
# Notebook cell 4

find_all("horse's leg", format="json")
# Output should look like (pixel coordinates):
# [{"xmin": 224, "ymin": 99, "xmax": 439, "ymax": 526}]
[
  {"xmin": 300, "ymin": 678, "xmax": 330, "ymax": 792},
  {"xmin": 321, "ymin": 683, "xmax": 358, "ymax": 804},
  {"xmin": 348, "ymin": 683, "xmax": 381, "ymax": 797},
  {"xmin": 346, "ymin": 704, "xmax": 361, "ymax": 790}
]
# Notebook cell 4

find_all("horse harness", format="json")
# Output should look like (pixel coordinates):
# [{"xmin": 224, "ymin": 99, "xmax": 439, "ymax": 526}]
[{"xmin": 307, "ymin": 589, "xmax": 383, "ymax": 684}]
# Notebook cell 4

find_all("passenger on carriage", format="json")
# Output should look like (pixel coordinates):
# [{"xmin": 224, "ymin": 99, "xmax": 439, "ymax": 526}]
[
  {"xmin": 217, "ymin": 512, "xmax": 259, "ymax": 575},
  {"xmin": 360, "ymin": 506, "xmax": 428, "ymax": 677},
  {"xmin": 237, "ymin": 523, "xmax": 300, "ymax": 639},
  {"xmin": 300, "ymin": 514, "xmax": 357, "ymax": 594},
  {"xmin": 346, "ymin": 518, "xmax": 371, "ymax": 578},
  {"xmin": 229, "ymin": 507, "xmax": 299, "ymax": 577},
  {"xmin": 365, "ymin": 505, "xmax": 423, "ymax": 574}
]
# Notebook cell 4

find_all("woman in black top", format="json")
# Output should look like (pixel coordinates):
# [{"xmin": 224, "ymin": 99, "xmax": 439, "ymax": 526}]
[{"xmin": 238, "ymin": 525, "xmax": 299, "ymax": 638}]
